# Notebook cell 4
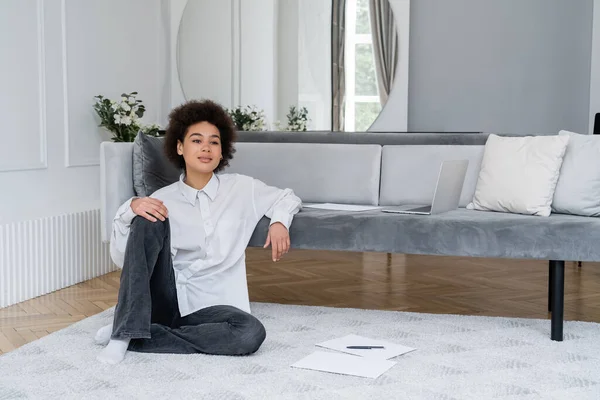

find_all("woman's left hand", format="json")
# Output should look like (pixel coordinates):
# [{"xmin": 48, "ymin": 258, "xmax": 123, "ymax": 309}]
[{"xmin": 264, "ymin": 222, "xmax": 290, "ymax": 262}]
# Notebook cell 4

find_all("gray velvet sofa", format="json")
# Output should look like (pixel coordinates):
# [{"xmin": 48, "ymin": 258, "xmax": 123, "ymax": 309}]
[{"xmin": 100, "ymin": 131, "xmax": 600, "ymax": 342}]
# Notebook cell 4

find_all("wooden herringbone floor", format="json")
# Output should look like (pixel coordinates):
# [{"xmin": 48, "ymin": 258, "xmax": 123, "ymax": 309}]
[{"xmin": 1, "ymin": 249, "xmax": 599, "ymax": 355}]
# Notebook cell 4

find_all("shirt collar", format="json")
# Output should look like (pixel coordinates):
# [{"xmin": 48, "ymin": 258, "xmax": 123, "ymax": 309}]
[{"xmin": 177, "ymin": 173, "xmax": 220, "ymax": 205}]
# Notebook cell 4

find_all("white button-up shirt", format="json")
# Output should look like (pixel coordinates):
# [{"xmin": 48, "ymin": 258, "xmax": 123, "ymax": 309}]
[{"xmin": 110, "ymin": 173, "xmax": 302, "ymax": 316}]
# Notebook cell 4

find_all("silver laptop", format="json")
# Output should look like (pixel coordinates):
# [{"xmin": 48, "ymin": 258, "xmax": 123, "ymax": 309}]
[{"xmin": 381, "ymin": 160, "xmax": 469, "ymax": 215}]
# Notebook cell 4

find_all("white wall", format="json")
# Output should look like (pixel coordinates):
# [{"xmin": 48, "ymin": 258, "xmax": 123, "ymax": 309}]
[
  {"xmin": 0, "ymin": 0, "xmax": 168, "ymax": 225},
  {"xmin": 0, "ymin": 0, "xmax": 169, "ymax": 307}
]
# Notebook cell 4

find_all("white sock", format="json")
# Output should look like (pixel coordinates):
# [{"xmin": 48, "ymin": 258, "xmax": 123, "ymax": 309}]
[
  {"xmin": 94, "ymin": 323, "xmax": 113, "ymax": 346},
  {"xmin": 96, "ymin": 338, "xmax": 130, "ymax": 364}
]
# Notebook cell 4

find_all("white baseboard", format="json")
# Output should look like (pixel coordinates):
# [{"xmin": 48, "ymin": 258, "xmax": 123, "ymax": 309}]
[{"xmin": 0, "ymin": 209, "xmax": 116, "ymax": 308}]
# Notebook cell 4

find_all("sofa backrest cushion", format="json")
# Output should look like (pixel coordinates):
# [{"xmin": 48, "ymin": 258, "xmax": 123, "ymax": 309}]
[
  {"xmin": 552, "ymin": 130, "xmax": 600, "ymax": 216},
  {"xmin": 379, "ymin": 145, "xmax": 485, "ymax": 206},
  {"xmin": 226, "ymin": 142, "xmax": 382, "ymax": 205},
  {"xmin": 133, "ymin": 132, "xmax": 180, "ymax": 197}
]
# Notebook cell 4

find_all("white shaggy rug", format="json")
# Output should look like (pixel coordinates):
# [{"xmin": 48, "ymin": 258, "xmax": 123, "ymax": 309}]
[{"xmin": 1, "ymin": 303, "xmax": 600, "ymax": 400}]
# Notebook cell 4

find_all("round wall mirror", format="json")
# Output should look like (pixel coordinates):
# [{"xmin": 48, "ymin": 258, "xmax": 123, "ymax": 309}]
[{"xmin": 177, "ymin": 0, "xmax": 400, "ymax": 131}]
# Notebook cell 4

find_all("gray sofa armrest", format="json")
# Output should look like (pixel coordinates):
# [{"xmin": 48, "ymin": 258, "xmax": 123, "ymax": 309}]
[{"xmin": 100, "ymin": 142, "xmax": 135, "ymax": 243}]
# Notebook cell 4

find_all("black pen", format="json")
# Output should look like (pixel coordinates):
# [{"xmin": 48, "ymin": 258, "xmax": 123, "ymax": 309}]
[{"xmin": 346, "ymin": 345, "xmax": 385, "ymax": 349}]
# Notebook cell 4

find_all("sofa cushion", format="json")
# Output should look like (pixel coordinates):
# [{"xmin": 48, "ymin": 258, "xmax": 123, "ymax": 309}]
[
  {"xmin": 379, "ymin": 145, "xmax": 485, "ymax": 207},
  {"xmin": 227, "ymin": 142, "xmax": 382, "ymax": 205},
  {"xmin": 247, "ymin": 208, "xmax": 600, "ymax": 262},
  {"xmin": 552, "ymin": 130, "xmax": 600, "ymax": 216},
  {"xmin": 467, "ymin": 134, "xmax": 569, "ymax": 217},
  {"xmin": 133, "ymin": 132, "xmax": 180, "ymax": 197}
]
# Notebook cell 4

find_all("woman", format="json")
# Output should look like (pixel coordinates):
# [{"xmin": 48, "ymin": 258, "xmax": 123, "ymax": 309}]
[{"xmin": 96, "ymin": 99, "xmax": 302, "ymax": 364}]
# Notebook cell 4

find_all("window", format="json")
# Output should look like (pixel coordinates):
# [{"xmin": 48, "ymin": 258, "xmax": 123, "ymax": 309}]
[{"xmin": 344, "ymin": 0, "xmax": 381, "ymax": 131}]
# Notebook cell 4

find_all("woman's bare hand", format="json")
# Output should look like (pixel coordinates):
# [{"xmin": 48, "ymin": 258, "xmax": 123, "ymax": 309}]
[
  {"xmin": 131, "ymin": 197, "xmax": 168, "ymax": 222},
  {"xmin": 264, "ymin": 222, "xmax": 290, "ymax": 262}
]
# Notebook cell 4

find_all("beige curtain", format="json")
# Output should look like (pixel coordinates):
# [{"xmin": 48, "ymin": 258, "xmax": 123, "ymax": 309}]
[
  {"xmin": 331, "ymin": 0, "xmax": 346, "ymax": 131},
  {"xmin": 369, "ymin": 0, "xmax": 398, "ymax": 106}
]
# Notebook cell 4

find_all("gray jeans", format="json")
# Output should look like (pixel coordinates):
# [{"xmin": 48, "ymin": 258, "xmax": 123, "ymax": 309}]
[{"xmin": 111, "ymin": 216, "xmax": 266, "ymax": 355}]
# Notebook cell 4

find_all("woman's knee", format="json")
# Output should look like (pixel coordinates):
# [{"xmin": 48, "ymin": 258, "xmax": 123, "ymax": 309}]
[
  {"xmin": 237, "ymin": 315, "xmax": 266, "ymax": 355},
  {"xmin": 131, "ymin": 216, "xmax": 169, "ymax": 238},
  {"xmin": 132, "ymin": 215, "xmax": 168, "ymax": 230}
]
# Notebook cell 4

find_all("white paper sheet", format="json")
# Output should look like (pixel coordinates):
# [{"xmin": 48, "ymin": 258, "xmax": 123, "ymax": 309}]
[
  {"xmin": 316, "ymin": 334, "xmax": 416, "ymax": 360},
  {"xmin": 291, "ymin": 351, "xmax": 396, "ymax": 379},
  {"xmin": 303, "ymin": 203, "xmax": 382, "ymax": 212}
]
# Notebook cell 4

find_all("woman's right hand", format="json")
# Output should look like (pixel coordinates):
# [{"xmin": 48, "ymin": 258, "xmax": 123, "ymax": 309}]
[{"xmin": 131, "ymin": 197, "xmax": 169, "ymax": 222}]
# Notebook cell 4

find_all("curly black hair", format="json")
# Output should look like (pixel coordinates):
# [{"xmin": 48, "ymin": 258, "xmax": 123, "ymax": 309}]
[{"xmin": 164, "ymin": 99, "xmax": 237, "ymax": 173}]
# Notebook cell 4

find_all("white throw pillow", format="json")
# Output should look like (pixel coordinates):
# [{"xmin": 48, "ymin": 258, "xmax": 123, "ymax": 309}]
[
  {"xmin": 466, "ymin": 134, "xmax": 569, "ymax": 216},
  {"xmin": 552, "ymin": 130, "xmax": 600, "ymax": 216}
]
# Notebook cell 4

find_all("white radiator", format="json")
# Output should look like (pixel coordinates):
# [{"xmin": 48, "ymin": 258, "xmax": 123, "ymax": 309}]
[{"xmin": 0, "ymin": 209, "xmax": 116, "ymax": 308}]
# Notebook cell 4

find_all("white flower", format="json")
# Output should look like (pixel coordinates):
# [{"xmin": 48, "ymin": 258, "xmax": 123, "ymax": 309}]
[
  {"xmin": 121, "ymin": 102, "xmax": 131, "ymax": 112},
  {"xmin": 114, "ymin": 114, "xmax": 122, "ymax": 124},
  {"xmin": 121, "ymin": 116, "xmax": 132, "ymax": 126}
]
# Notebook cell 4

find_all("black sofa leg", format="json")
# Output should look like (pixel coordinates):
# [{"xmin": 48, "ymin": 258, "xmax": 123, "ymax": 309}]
[
  {"xmin": 549, "ymin": 260, "xmax": 565, "ymax": 341},
  {"xmin": 548, "ymin": 262, "xmax": 553, "ymax": 312}
]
